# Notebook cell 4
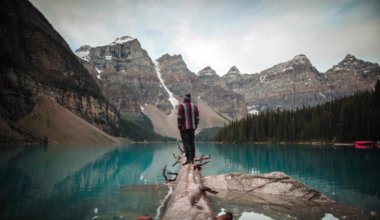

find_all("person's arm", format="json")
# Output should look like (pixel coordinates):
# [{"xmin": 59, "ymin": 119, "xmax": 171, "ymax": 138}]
[
  {"xmin": 195, "ymin": 105, "xmax": 199, "ymax": 129},
  {"xmin": 177, "ymin": 104, "xmax": 183, "ymax": 130}
]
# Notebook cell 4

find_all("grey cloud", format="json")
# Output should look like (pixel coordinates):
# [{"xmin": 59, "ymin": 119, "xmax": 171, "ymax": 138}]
[{"xmin": 30, "ymin": 0, "xmax": 380, "ymax": 75}]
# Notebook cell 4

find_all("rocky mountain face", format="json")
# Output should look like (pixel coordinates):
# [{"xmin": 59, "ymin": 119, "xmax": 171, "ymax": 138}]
[
  {"xmin": 75, "ymin": 37, "xmax": 171, "ymax": 115},
  {"xmin": 240, "ymin": 54, "xmax": 327, "ymax": 111},
  {"xmin": 206, "ymin": 54, "xmax": 380, "ymax": 113},
  {"xmin": 75, "ymin": 38, "xmax": 248, "ymax": 138},
  {"xmin": 74, "ymin": 32, "xmax": 379, "ymax": 137},
  {"xmin": 324, "ymin": 54, "xmax": 380, "ymax": 98},
  {"xmin": 157, "ymin": 54, "xmax": 247, "ymax": 120},
  {"xmin": 197, "ymin": 66, "xmax": 221, "ymax": 85},
  {"xmin": 0, "ymin": 0, "xmax": 118, "ymax": 142}
]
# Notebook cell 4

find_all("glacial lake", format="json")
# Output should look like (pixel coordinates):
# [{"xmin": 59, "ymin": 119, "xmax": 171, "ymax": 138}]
[{"xmin": 0, "ymin": 143, "xmax": 379, "ymax": 219}]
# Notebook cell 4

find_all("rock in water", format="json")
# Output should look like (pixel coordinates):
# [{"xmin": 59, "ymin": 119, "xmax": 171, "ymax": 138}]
[
  {"xmin": 204, "ymin": 172, "xmax": 332, "ymax": 203},
  {"xmin": 204, "ymin": 172, "xmax": 377, "ymax": 220}
]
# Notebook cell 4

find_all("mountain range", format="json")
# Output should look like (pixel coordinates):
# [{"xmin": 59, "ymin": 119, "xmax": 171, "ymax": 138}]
[
  {"xmin": 1, "ymin": 0, "xmax": 379, "ymax": 142},
  {"xmin": 75, "ymin": 36, "xmax": 379, "ymax": 139},
  {"xmin": 202, "ymin": 54, "xmax": 380, "ymax": 113}
]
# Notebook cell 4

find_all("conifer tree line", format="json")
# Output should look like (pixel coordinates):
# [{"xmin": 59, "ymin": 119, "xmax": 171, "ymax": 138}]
[{"xmin": 215, "ymin": 80, "xmax": 380, "ymax": 143}]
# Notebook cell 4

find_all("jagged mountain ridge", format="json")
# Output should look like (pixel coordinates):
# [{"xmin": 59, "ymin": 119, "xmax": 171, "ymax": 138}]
[
  {"xmin": 75, "ymin": 33, "xmax": 379, "ymax": 138},
  {"xmin": 324, "ymin": 54, "xmax": 380, "ymax": 98},
  {"xmin": 6, "ymin": 0, "xmax": 377, "ymax": 143},
  {"xmin": 75, "ymin": 38, "xmax": 248, "ymax": 138},
  {"xmin": 156, "ymin": 54, "xmax": 247, "ymax": 120},
  {"xmin": 75, "ymin": 37, "xmax": 171, "ymax": 115},
  {"xmin": 198, "ymin": 54, "xmax": 380, "ymax": 112},
  {"xmin": 0, "ymin": 0, "xmax": 119, "ymax": 143}
]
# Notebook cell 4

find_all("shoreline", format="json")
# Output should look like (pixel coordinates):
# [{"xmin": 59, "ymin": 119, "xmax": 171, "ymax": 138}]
[{"xmin": 211, "ymin": 141, "xmax": 354, "ymax": 146}]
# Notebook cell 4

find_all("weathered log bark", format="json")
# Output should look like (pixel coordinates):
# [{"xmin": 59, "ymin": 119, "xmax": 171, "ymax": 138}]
[{"xmin": 161, "ymin": 161, "xmax": 215, "ymax": 220}]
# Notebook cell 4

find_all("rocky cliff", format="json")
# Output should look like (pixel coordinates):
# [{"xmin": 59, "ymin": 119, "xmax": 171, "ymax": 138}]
[
  {"xmin": 243, "ymin": 54, "xmax": 327, "ymax": 111},
  {"xmin": 157, "ymin": 54, "xmax": 247, "ymax": 120},
  {"xmin": 211, "ymin": 54, "xmax": 380, "ymax": 112},
  {"xmin": 75, "ymin": 36, "xmax": 171, "ymax": 115},
  {"xmin": 0, "ymin": 0, "xmax": 119, "ymax": 143},
  {"xmin": 324, "ymin": 54, "xmax": 380, "ymax": 98},
  {"xmin": 75, "ymin": 40, "xmax": 248, "ymax": 139}
]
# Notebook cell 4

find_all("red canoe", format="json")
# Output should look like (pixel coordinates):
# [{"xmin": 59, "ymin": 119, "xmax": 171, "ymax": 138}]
[{"xmin": 354, "ymin": 141, "xmax": 376, "ymax": 149}]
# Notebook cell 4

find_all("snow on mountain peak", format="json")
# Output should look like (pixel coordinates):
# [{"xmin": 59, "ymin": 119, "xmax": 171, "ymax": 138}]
[
  {"xmin": 110, "ymin": 36, "xmax": 136, "ymax": 45},
  {"xmin": 74, "ymin": 45, "xmax": 92, "ymax": 61}
]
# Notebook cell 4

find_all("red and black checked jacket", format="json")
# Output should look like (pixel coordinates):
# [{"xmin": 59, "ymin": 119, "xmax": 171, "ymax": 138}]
[{"xmin": 177, "ymin": 100, "xmax": 199, "ymax": 131}]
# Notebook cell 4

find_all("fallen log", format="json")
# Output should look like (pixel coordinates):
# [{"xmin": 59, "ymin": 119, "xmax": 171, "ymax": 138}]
[{"xmin": 161, "ymin": 153, "xmax": 216, "ymax": 220}]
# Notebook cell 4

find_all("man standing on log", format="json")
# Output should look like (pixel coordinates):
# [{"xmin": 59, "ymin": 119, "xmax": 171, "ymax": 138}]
[{"xmin": 178, "ymin": 93, "xmax": 199, "ymax": 165}]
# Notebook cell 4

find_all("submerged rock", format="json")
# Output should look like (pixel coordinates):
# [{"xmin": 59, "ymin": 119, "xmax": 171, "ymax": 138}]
[
  {"xmin": 204, "ymin": 172, "xmax": 331, "ymax": 203},
  {"xmin": 204, "ymin": 172, "xmax": 377, "ymax": 220}
]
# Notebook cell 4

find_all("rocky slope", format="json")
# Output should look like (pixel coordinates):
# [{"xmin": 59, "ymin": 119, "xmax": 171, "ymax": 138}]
[
  {"xmin": 324, "ymin": 54, "xmax": 380, "ymax": 98},
  {"xmin": 243, "ymin": 54, "xmax": 326, "ymax": 111},
  {"xmin": 76, "ymin": 42, "xmax": 248, "ymax": 120},
  {"xmin": 207, "ymin": 54, "xmax": 380, "ymax": 112},
  {"xmin": 18, "ymin": 96, "xmax": 120, "ymax": 145},
  {"xmin": 0, "ymin": 0, "xmax": 119, "ymax": 143},
  {"xmin": 157, "ymin": 54, "xmax": 247, "ymax": 120},
  {"xmin": 75, "ymin": 36, "xmax": 171, "ymax": 116},
  {"xmin": 75, "ymin": 41, "xmax": 248, "ymax": 139},
  {"xmin": 197, "ymin": 66, "xmax": 220, "ymax": 85}
]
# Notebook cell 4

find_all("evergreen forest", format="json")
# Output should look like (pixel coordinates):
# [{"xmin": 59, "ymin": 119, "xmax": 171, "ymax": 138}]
[{"xmin": 215, "ymin": 80, "xmax": 380, "ymax": 143}]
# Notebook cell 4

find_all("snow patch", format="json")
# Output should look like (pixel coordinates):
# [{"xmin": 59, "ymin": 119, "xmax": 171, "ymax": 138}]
[
  {"xmin": 75, "ymin": 51, "xmax": 90, "ymax": 61},
  {"xmin": 95, "ymin": 67, "xmax": 102, "ymax": 74},
  {"xmin": 110, "ymin": 36, "xmax": 135, "ymax": 45},
  {"xmin": 95, "ymin": 67, "xmax": 102, "ymax": 80},
  {"xmin": 105, "ymin": 55, "xmax": 112, "ymax": 60},
  {"xmin": 260, "ymin": 75, "xmax": 266, "ymax": 83},
  {"xmin": 282, "ymin": 66, "xmax": 293, "ymax": 73},
  {"xmin": 247, "ymin": 105, "xmax": 259, "ymax": 115},
  {"xmin": 248, "ymin": 109, "xmax": 259, "ymax": 115},
  {"xmin": 140, "ymin": 106, "xmax": 145, "ymax": 112},
  {"xmin": 334, "ymin": 67, "xmax": 344, "ymax": 71},
  {"xmin": 154, "ymin": 61, "xmax": 179, "ymax": 111},
  {"xmin": 319, "ymin": 92, "xmax": 327, "ymax": 99}
]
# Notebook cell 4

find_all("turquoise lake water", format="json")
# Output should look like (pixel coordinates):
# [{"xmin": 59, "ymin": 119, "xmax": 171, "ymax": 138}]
[{"xmin": 0, "ymin": 143, "xmax": 379, "ymax": 219}]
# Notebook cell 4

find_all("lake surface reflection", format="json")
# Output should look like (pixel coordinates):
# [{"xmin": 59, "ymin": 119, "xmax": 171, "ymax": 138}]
[{"xmin": 0, "ymin": 143, "xmax": 379, "ymax": 219}]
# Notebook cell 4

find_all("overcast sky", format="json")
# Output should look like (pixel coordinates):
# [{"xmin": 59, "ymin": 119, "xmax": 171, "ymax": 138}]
[{"xmin": 30, "ymin": 0, "xmax": 380, "ymax": 75}]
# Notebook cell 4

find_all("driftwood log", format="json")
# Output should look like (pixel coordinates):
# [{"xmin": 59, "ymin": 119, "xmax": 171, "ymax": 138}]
[{"xmin": 161, "ymin": 146, "xmax": 220, "ymax": 220}]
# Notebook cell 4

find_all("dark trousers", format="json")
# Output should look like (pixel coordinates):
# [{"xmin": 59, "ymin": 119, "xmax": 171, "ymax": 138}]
[{"xmin": 180, "ymin": 129, "xmax": 195, "ymax": 162}]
